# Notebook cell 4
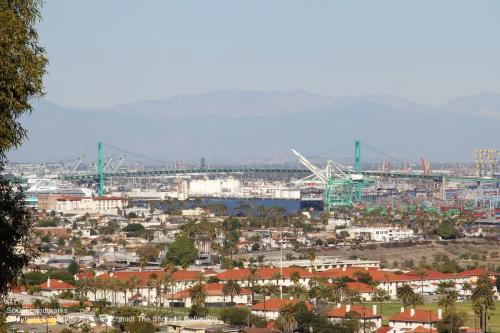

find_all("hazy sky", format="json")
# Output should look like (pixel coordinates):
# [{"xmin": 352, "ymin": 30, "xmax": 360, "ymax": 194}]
[{"xmin": 39, "ymin": 0, "xmax": 500, "ymax": 108}]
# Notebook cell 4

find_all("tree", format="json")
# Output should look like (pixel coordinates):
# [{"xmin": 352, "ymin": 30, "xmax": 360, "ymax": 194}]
[
  {"xmin": 345, "ymin": 288, "xmax": 363, "ymax": 305},
  {"xmin": 471, "ymin": 273, "xmax": 495, "ymax": 333},
  {"xmin": 277, "ymin": 302, "xmax": 299, "ymax": 333},
  {"xmin": 67, "ymin": 260, "xmax": 79, "ymax": 275},
  {"xmin": 462, "ymin": 282, "xmax": 472, "ymax": 300},
  {"xmin": 372, "ymin": 288, "xmax": 391, "ymax": 315},
  {"xmin": 0, "ymin": 0, "xmax": 47, "ymax": 153},
  {"xmin": 165, "ymin": 235, "xmax": 198, "ymax": 268},
  {"xmin": 436, "ymin": 310, "xmax": 467, "ymax": 333},
  {"xmin": 247, "ymin": 266, "xmax": 259, "ymax": 304},
  {"xmin": 330, "ymin": 279, "xmax": 349, "ymax": 302},
  {"xmin": 190, "ymin": 282, "xmax": 207, "ymax": 307},
  {"xmin": 436, "ymin": 222, "xmax": 458, "ymax": 240},
  {"xmin": 397, "ymin": 284, "xmax": 420, "ymax": 309},
  {"xmin": 0, "ymin": 3, "xmax": 46, "ymax": 317},
  {"xmin": 415, "ymin": 267, "xmax": 428, "ymax": 295},
  {"xmin": 222, "ymin": 280, "xmax": 240, "ymax": 306},
  {"xmin": 289, "ymin": 283, "xmax": 308, "ymax": 300},
  {"xmin": 220, "ymin": 307, "xmax": 265, "ymax": 327},
  {"xmin": 162, "ymin": 268, "xmax": 176, "ymax": 316}
]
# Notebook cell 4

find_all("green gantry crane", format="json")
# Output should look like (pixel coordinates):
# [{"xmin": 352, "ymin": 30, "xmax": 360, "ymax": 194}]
[{"xmin": 291, "ymin": 141, "xmax": 372, "ymax": 212}]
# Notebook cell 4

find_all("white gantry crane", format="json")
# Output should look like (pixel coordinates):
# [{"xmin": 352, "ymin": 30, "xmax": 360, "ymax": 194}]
[{"xmin": 290, "ymin": 148, "xmax": 369, "ymax": 211}]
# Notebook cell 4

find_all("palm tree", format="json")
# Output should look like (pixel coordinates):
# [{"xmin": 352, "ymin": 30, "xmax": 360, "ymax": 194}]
[
  {"xmin": 372, "ymin": 288, "xmax": 391, "ymax": 315},
  {"xmin": 223, "ymin": 280, "xmax": 241, "ymax": 306},
  {"xmin": 272, "ymin": 272, "xmax": 282, "ymax": 290},
  {"xmin": 247, "ymin": 266, "xmax": 259, "ymax": 304},
  {"xmin": 345, "ymin": 288, "xmax": 363, "ymax": 305},
  {"xmin": 190, "ymin": 282, "xmax": 207, "ymax": 307},
  {"xmin": 290, "ymin": 271, "xmax": 301, "ymax": 286},
  {"xmin": 261, "ymin": 282, "xmax": 279, "ymax": 321},
  {"xmin": 307, "ymin": 250, "xmax": 316, "ymax": 272},
  {"xmin": 310, "ymin": 283, "xmax": 335, "ymax": 303},
  {"xmin": 125, "ymin": 275, "xmax": 140, "ymax": 306},
  {"xmin": 462, "ymin": 282, "xmax": 472, "ymax": 300},
  {"xmin": 415, "ymin": 267, "xmax": 427, "ymax": 295},
  {"xmin": 146, "ymin": 273, "xmax": 158, "ymax": 308},
  {"xmin": 471, "ymin": 273, "xmax": 495, "ymax": 333},
  {"xmin": 162, "ymin": 270, "xmax": 176, "ymax": 316},
  {"xmin": 289, "ymin": 283, "xmax": 307, "ymax": 300},
  {"xmin": 397, "ymin": 284, "xmax": 419, "ymax": 309},
  {"xmin": 438, "ymin": 289, "xmax": 458, "ymax": 310},
  {"xmin": 330, "ymin": 278, "xmax": 348, "ymax": 302},
  {"xmin": 257, "ymin": 255, "xmax": 265, "ymax": 268},
  {"xmin": 277, "ymin": 302, "xmax": 298, "ymax": 333}
]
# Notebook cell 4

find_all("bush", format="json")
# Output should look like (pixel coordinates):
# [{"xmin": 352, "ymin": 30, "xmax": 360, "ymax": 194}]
[
  {"xmin": 220, "ymin": 307, "xmax": 265, "ymax": 327},
  {"xmin": 189, "ymin": 305, "xmax": 208, "ymax": 318},
  {"xmin": 436, "ymin": 222, "xmax": 458, "ymax": 240}
]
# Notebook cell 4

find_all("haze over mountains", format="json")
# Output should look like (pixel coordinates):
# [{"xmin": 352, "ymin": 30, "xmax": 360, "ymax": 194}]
[{"xmin": 7, "ymin": 90, "xmax": 500, "ymax": 164}]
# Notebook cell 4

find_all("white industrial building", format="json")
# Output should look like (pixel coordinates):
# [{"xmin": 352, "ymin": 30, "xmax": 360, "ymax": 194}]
[
  {"xmin": 188, "ymin": 178, "xmax": 240, "ymax": 196},
  {"xmin": 56, "ymin": 196, "xmax": 127, "ymax": 214},
  {"xmin": 344, "ymin": 226, "xmax": 414, "ymax": 242}
]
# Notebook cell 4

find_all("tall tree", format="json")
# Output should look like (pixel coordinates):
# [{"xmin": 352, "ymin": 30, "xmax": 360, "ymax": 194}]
[
  {"xmin": 397, "ymin": 284, "xmax": 420, "ymax": 309},
  {"xmin": 471, "ymin": 273, "xmax": 495, "ymax": 333},
  {"xmin": 1, "ymin": 0, "xmax": 46, "ymax": 305},
  {"xmin": 190, "ymin": 282, "xmax": 207, "ymax": 307},
  {"xmin": 0, "ymin": 0, "xmax": 47, "ymax": 153},
  {"xmin": 222, "ymin": 280, "xmax": 241, "ymax": 306},
  {"xmin": 372, "ymin": 288, "xmax": 391, "ymax": 315},
  {"xmin": 277, "ymin": 302, "xmax": 299, "ymax": 333}
]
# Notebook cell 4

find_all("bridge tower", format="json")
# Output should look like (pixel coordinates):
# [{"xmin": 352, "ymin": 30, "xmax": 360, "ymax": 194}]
[
  {"xmin": 97, "ymin": 142, "xmax": 104, "ymax": 196},
  {"xmin": 354, "ymin": 140, "xmax": 362, "ymax": 201}
]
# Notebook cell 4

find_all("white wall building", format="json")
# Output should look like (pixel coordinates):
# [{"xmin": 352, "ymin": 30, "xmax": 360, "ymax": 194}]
[
  {"xmin": 345, "ymin": 226, "xmax": 414, "ymax": 242},
  {"xmin": 56, "ymin": 196, "xmax": 127, "ymax": 214}
]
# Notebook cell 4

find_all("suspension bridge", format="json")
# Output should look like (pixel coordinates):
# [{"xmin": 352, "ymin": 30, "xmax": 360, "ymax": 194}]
[{"xmin": 50, "ymin": 141, "xmax": 499, "ymax": 211}]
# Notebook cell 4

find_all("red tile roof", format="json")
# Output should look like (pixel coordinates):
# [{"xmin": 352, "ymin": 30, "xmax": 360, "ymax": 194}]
[
  {"xmin": 39, "ymin": 279, "xmax": 75, "ymax": 290},
  {"xmin": 389, "ymin": 309, "xmax": 440, "ymax": 323},
  {"xmin": 216, "ymin": 268, "xmax": 250, "ymax": 281},
  {"xmin": 326, "ymin": 305, "xmax": 380, "ymax": 318},
  {"xmin": 216, "ymin": 267, "xmax": 313, "ymax": 281},
  {"xmin": 251, "ymin": 298, "xmax": 312, "ymax": 312},
  {"xmin": 411, "ymin": 326, "xmax": 437, "ymax": 333},
  {"xmin": 23, "ymin": 300, "xmax": 92, "ymax": 308},
  {"xmin": 172, "ymin": 283, "xmax": 251, "ymax": 299},
  {"xmin": 96, "ymin": 269, "xmax": 202, "ymax": 286},
  {"xmin": 457, "ymin": 268, "xmax": 497, "ymax": 277},
  {"xmin": 344, "ymin": 282, "xmax": 376, "ymax": 293},
  {"xmin": 375, "ymin": 326, "xmax": 393, "ymax": 333}
]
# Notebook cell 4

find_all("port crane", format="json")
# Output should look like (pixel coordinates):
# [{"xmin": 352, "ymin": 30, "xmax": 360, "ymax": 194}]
[{"xmin": 290, "ymin": 146, "xmax": 372, "ymax": 212}]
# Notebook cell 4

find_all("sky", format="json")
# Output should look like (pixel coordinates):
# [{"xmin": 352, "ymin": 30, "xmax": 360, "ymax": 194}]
[{"xmin": 39, "ymin": 0, "xmax": 500, "ymax": 108}]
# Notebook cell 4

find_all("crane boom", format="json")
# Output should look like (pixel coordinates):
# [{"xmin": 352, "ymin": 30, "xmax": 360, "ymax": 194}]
[{"xmin": 290, "ymin": 149, "xmax": 328, "ymax": 182}]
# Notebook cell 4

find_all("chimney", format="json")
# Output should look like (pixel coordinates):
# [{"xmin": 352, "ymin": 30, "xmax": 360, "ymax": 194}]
[
  {"xmin": 342, "ymin": 266, "xmax": 347, "ymax": 272},
  {"xmin": 110, "ymin": 272, "xmax": 114, "ymax": 277},
  {"xmin": 337, "ymin": 303, "xmax": 341, "ymax": 308},
  {"xmin": 290, "ymin": 296, "xmax": 294, "ymax": 300},
  {"xmin": 410, "ymin": 308, "xmax": 415, "ymax": 317},
  {"xmin": 438, "ymin": 308, "xmax": 442, "ymax": 320},
  {"xmin": 265, "ymin": 295, "xmax": 271, "ymax": 300},
  {"xmin": 346, "ymin": 304, "xmax": 351, "ymax": 312},
  {"xmin": 373, "ymin": 305, "xmax": 377, "ymax": 316},
  {"xmin": 401, "ymin": 307, "xmax": 405, "ymax": 313},
  {"xmin": 47, "ymin": 277, "xmax": 51, "ymax": 288}
]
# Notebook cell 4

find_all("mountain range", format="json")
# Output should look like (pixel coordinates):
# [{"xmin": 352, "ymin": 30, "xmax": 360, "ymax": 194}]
[{"xmin": 6, "ymin": 90, "xmax": 500, "ymax": 164}]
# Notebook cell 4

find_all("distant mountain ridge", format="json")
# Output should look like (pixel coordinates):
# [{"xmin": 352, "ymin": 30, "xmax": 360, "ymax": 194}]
[{"xmin": 7, "ymin": 90, "xmax": 500, "ymax": 163}]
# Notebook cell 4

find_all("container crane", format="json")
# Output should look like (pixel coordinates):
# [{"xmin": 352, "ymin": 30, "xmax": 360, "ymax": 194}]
[{"xmin": 291, "ymin": 148, "xmax": 372, "ymax": 212}]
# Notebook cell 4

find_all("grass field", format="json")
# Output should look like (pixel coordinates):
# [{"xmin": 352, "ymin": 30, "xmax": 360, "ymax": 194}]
[
  {"xmin": 140, "ymin": 301, "xmax": 500, "ymax": 332},
  {"xmin": 364, "ymin": 301, "xmax": 500, "ymax": 333}
]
